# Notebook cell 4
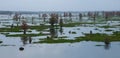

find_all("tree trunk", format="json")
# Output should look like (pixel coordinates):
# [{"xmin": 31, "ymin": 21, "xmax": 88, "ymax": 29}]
[{"xmin": 23, "ymin": 29, "xmax": 26, "ymax": 34}]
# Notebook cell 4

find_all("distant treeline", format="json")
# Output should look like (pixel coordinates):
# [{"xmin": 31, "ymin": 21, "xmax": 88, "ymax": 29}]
[
  {"xmin": 0, "ymin": 11, "xmax": 12, "ymax": 14},
  {"xmin": 0, "ymin": 11, "xmax": 39, "ymax": 15},
  {"xmin": 0, "ymin": 11, "xmax": 120, "ymax": 15}
]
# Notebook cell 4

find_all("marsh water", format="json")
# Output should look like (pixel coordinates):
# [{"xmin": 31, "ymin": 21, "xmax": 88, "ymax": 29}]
[
  {"xmin": 0, "ymin": 14, "xmax": 120, "ymax": 58},
  {"xmin": 0, "ymin": 41, "xmax": 120, "ymax": 58}
]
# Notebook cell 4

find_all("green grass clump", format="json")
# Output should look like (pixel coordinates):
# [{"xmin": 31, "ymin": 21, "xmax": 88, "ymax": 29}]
[
  {"xmin": 1, "ymin": 32, "xmax": 9, "ymax": 35},
  {"xmin": 0, "ymin": 27, "xmax": 21, "ymax": 32},
  {"xmin": 0, "ymin": 25, "xmax": 49, "ymax": 32},
  {"xmin": 29, "ymin": 25, "xmax": 49, "ymax": 31},
  {"xmin": 105, "ymin": 29, "xmax": 113, "ymax": 31},
  {"xmin": 34, "ymin": 38, "xmax": 80, "ymax": 43},
  {"xmin": 95, "ymin": 44, "xmax": 104, "ymax": 46},
  {"xmin": 72, "ymin": 32, "xmax": 77, "ymax": 34},
  {"xmin": 63, "ymin": 23, "xmax": 81, "ymax": 27},
  {"xmin": 76, "ymin": 33, "xmax": 107, "ymax": 42},
  {"xmin": 63, "ymin": 22, "xmax": 94, "ymax": 27},
  {"xmin": 99, "ymin": 26, "xmax": 115, "ymax": 28},
  {"xmin": 76, "ymin": 33, "xmax": 120, "ymax": 42},
  {"xmin": 6, "ymin": 33, "xmax": 46, "ymax": 37}
]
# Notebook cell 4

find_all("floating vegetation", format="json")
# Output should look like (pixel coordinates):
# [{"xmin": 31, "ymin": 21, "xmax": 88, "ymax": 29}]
[
  {"xmin": 0, "ymin": 44, "xmax": 15, "ymax": 46},
  {"xmin": 105, "ymin": 29, "xmax": 113, "ymax": 31},
  {"xmin": 95, "ymin": 44, "xmax": 104, "ymax": 46},
  {"xmin": 94, "ymin": 28, "xmax": 99, "ymax": 30},
  {"xmin": 71, "ymin": 32, "xmax": 77, "ymax": 34},
  {"xmin": 0, "ymin": 41, "xmax": 2, "ymax": 43},
  {"xmin": 77, "ymin": 28, "xmax": 80, "ymax": 30}
]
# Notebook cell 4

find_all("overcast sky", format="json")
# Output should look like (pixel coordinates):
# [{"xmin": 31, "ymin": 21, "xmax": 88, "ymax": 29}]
[{"xmin": 0, "ymin": 0, "xmax": 120, "ymax": 11}]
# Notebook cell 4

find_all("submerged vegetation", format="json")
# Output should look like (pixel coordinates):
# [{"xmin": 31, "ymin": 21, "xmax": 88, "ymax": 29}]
[
  {"xmin": 0, "ymin": 41, "xmax": 2, "ymax": 43},
  {"xmin": 0, "ymin": 44, "xmax": 15, "ymax": 46}
]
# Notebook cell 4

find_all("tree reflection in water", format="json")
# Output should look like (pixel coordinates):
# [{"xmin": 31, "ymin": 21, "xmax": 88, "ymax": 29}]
[
  {"xmin": 28, "ymin": 36, "xmax": 32, "ymax": 44},
  {"xmin": 104, "ymin": 38, "xmax": 111, "ymax": 50},
  {"xmin": 59, "ymin": 27, "xmax": 63, "ymax": 35},
  {"xmin": 50, "ymin": 27, "xmax": 58, "ymax": 39},
  {"xmin": 104, "ymin": 43, "xmax": 110, "ymax": 50},
  {"xmin": 19, "ymin": 36, "xmax": 32, "ymax": 51},
  {"xmin": 59, "ymin": 18, "xmax": 63, "ymax": 35}
]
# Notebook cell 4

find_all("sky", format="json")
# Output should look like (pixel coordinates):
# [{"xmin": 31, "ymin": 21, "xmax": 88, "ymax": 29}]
[{"xmin": 0, "ymin": 0, "xmax": 120, "ymax": 11}]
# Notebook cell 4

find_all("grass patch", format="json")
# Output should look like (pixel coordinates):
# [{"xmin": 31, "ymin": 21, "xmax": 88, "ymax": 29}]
[
  {"xmin": 105, "ymin": 29, "xmax": 113, "ymax": 31},
  {"xmin": 57, "ymin": 36, "xmax": 68, "ymax": 38},
  {"xmin": 6, "ymin": 33, "xmax": 46, "ymax": 37},
  {"xmin": 0, "ymin": 27, "xmax": 21, "ymax": 32},
  {"xmin": 0, "ymin": 25, "xmax": 49, "ymax": 32},
  {"xmin": 29, "ymin": 25, "xmax": 49, "ymax": 31},
  {"xmin": 72, "ymin": 32, "xmax": 77, "ymax": 34},
  {"xmin": 63, "ymin": 22, "xmax": 94, "ymax": 27},
  {"xmin": 0, "ymin": 32, "xmax": 9, "ymax": 35},
  {"xmin": 34, "ymin": 38, "xmax": 80, "ymax": 43},
  {"xmin": 34, "ymin": 32, "xmax": 120, "ymax": 44},
  {"xmin": 99, "ymin": 25, "xmax": 115, "ymax": 28},
  {"xmin": 76, "ymin": 33, "xmax": 120, "ymax": 42},
  {"xmin": 76, "ymin": 33, "xmax": 108, "ymax": 42},
  {"xmin": 63, "ymin": 22, "xmax": 106, "ymax": 27}
]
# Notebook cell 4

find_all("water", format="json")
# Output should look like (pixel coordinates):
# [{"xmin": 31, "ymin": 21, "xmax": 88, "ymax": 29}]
[{"xmin": 0, "ymin": 41, "xmax": 120, "ymax": 58}]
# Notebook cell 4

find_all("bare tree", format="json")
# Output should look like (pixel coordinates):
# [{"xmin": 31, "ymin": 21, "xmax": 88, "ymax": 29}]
[
  {"xmin": 59, "ymin": 18, "xmax": 63, "ymax": 28},
  {"xmin": 32, "ymin": 17, "xmax": 35, "ymax": 24},
  {"xmin": 87, "ymin": 12, "xmax": 92, "ymax": 20},
  {"xmin": 93, "ymin": 13, "xmax": 96, "ymax": 24},
  {"xmin": 13, "ymin": 13, "xmax": 19, "ymax": 21},
  {"xmin": 105, "ymin": 12, "xmax": 108, "ymax": 22},
  {"xmin": 69, "ymin": 12, "xmax": 72, "ymax": 22},
  {"xmin": 79, "ymin": 13, "xmax": 82, "ymax": 22},
  {"xmin": 63, "ymin": 12, "xmax": 68, "ymax": 22},
  {"xmin": 21, "ymin": 21, "xmax": 28, "ymax": 34},
  {"xmin": 38, "ymin": 14, "xmax": 41, "ymax": 22},
  {"xmin": 42, "ymin": 14, "xmax": 47, "ymax": 22},
  {"xmin": 49, "ymin": 13, "xmax": 57, "ymax": 27},
  {"xmin": 13, "ymin": 13, "xmax": 19, "ymax": 26}
]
